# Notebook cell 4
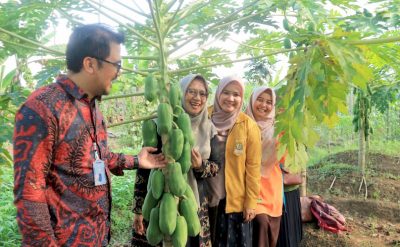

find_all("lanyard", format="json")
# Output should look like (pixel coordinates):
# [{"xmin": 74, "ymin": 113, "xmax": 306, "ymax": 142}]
[{"xmin": 73, "ymin": 98, "xmax": 101, "ymax": 160}]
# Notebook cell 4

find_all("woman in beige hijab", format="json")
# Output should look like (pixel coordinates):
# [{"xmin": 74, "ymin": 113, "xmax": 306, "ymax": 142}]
[
  {"xmin": 180, "ymin": 74, "xmax": 219, "ymax": 247},
  {"xmin": 207, "ymin": 76, "xmax": 262, "ymax": 246},
  {"xmin": 131, "ymin": 74, "xmax": 219, "ymax": 247}
]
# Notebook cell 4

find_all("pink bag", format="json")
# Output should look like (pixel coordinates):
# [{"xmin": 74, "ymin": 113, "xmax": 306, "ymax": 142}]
[{"xmin": 310, "ymin": 199, "xmax": 347, "ymax": 233}]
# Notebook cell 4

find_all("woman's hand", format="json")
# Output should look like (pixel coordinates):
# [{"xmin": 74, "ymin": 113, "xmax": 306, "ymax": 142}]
[
  {"xmin": 191, "ymin": 148, "xmax": 202, "ymax": 169},
  {"xmin": 243, "ymin": 208, "xmax": 256, "ymax": 222},
  {"xmin": 133, "ymin": 214, "xmax": 145, "ymax": 235}
]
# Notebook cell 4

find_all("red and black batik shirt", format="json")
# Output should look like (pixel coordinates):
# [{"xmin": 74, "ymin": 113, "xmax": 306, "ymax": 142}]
[{"xmin": 13, "ymin": 75, "xmax": 135, "ymax": 246}]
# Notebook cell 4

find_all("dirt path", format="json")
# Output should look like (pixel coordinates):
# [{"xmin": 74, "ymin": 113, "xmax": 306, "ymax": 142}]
[{"xmin": 302, "ymin": 151, "xmax": 400, "ymax": 246}]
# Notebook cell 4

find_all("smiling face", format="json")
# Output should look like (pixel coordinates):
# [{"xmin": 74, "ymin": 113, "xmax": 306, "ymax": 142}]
[
  {"xmin": 94, "ymin": 42, "xmax": 121, "ymax": 96},
  {"xmin": 252, "ymin": 91, "xmax": 273, "ymax": 121},
  {"xmin": 218, "ymin": 82, "xmax": 242, "ymax": 113},
  {"xmin": 184, "ymin": 78, "xmax": 208, "ymax": 116}
]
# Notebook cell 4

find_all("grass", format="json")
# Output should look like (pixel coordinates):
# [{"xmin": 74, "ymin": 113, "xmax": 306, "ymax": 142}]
[
  {"xmin": 0, "ymin": 166, "xmax": 20, "ymax": 247},
  {"xmin": 0, "ymin": 150, "xmax": 138, "ymax": 246},
  {"xmin": 109, "ymin": 170, "xmax": 136, "ymax": 246}
]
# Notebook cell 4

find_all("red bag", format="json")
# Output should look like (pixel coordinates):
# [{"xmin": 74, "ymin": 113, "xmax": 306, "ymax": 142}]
[{"xmin": 310, "ymin": 199, "xmax": 347, "ymax": 233}]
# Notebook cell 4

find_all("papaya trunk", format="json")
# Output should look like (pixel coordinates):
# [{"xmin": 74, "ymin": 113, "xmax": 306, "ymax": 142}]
[{"xmin": 300, "ymin": 168, "xmax": 307, "ymax": 197}]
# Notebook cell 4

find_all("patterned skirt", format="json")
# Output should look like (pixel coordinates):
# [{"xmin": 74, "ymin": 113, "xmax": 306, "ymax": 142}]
[{"xmin": 214, "ymin": 199, "xmax": 253, "ymax": 247}]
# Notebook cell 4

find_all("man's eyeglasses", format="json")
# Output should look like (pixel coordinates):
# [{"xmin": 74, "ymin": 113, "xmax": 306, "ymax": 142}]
[
  {"xmin": 91, "ymin": 56, "xmax": 121, "ymax": 73},
  {"xmin": 186, "ymin": 88, "xmax": 208, "ymax": 99}
]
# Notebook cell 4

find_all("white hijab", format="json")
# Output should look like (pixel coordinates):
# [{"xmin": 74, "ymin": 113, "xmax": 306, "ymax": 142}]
[{"xmin": 245, "ymin": 86, "xmax": 277, "ymax": 177}]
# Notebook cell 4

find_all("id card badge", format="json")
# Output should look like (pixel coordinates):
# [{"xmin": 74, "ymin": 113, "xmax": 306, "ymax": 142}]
[{"xmin": 93, "ymin": 159, "xmax": 107, "ymax": 186}]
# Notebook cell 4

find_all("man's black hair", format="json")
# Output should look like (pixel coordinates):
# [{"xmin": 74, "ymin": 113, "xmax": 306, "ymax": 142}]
[{"xmin": 66, "ymin": 24, "xmax": 125, "ymax": 73}]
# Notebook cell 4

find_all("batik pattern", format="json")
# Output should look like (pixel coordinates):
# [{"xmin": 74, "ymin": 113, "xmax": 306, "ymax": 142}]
[{"xmin": 13, "ymin": 75, "xmax": 135, "ymax": 246}]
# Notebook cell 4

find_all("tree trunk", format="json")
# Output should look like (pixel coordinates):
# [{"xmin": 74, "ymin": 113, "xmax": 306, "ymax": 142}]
[
  {"xmin": 327, "ymin": 130, "xmax": 331, "ymax": 154},
  {"xmin": 386, "ymin": 105, "xmax": 390, "ymax": 141},
  {"xmin": 300, "ymin": 168, "xmax": 307, "ymax": 197},
  {"xmin": 348, "ymin": 92, "xmax": 354, "ymax": 143},
  {"xmin": 358, "ymin": 99, "xmax": 366, "ymax": 176}
]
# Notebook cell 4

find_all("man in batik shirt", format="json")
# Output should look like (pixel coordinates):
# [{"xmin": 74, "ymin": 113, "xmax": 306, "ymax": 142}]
[{"xmin": 13, "ymin": 24, "xmax": 166, "ymax": 247}]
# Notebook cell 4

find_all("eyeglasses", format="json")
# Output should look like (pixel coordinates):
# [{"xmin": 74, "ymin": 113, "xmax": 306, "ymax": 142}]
[
  {"xmin": 186, "ymin": 88, "xmax": 208, "ymax": 99},
  {"xmin": 91, "ymin": 56, "xmax": 121, "ymax": 73},
  {"xmin": 256, "ymin": 97, "xmax": 273, "ymax": 105}
]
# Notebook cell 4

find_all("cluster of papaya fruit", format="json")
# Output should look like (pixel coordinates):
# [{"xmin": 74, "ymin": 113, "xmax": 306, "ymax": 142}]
[{"xmin": 142, "ymin": 74, "xmax": 201, "ymax": 246}]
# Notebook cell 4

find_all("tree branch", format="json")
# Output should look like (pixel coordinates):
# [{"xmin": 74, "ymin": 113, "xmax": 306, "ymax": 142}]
[
  {"xmin": 229, "ymin": 37, "xmax": 283, "ymax": 51},
  {"xmin": 168, "ymin": 0, "xmax": 260, "ymax": 52},
  {"xmin": 348, "ymin": 35, "xmax": 400, "ymax": 45},
  {"xmin": 0, "ymin": 27, "xmax": 64, "ymax": 56},
  {"xmin": 165, "ymin": 0, "xmax": 179, "ymax": 13},
  {"xmin": 82, "ymin": 0, "xmax": 159, "ymax": 48},
  {"xmin": 120, "ymin": 66, "xmax": 149, "ymax": 77},
  {"xmin": 114, "ymin": 0, "xmax": 151, "ymax": 18},
  {"xmin": 107, "ymin": 113, "xmax": 157, "ymax": 128},
  {"xmin": 86, "ymin": 0, "xmax": 151, "ymax": 31},
  {"xmin": 170, "ymin": 0, "xmax": 209, "ymax": 28},
  {"xmin": 164, "ymin": 0, "xmax": 184, "ymax": 35},
  {"xmin": 170, "ymin": 47, "xmax": 304, "ymax": 74},
  {"xmin": 102, "ymin": 91, "xmax": 144, "ymax": 101},
  {"xmin": 122, "ymin": 55, "xmax": 158, "ymax": 60}
]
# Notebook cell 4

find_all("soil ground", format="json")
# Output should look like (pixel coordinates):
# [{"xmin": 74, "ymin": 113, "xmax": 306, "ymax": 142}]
[{"xmin": 302, "ymin": 151, "xmax": 400, "ymax": 247}]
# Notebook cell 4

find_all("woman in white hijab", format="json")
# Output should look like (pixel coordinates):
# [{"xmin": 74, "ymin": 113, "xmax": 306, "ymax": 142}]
[
  {"xmin": 207, "ymin": 76, "xmax": 262, "ymax": 246},
  {"xmin": 245, "ymin": 86, "xmax": 283, "ymax": 247}
]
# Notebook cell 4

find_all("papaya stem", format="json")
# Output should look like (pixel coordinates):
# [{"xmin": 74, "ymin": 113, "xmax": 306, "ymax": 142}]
[{"xmin": 107, "ymin": 113, "xmax": 157, "ymax": 128}]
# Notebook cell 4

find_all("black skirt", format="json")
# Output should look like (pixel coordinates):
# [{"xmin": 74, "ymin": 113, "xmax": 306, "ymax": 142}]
[{"xmin": 276, "ymin": 188, "xmax": 303, "ymax": 247}]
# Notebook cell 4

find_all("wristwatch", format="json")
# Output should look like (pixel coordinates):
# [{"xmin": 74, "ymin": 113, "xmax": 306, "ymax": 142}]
[{"xmin": 134, "ymin": 155, "xmax": 140, "ymax": 169}]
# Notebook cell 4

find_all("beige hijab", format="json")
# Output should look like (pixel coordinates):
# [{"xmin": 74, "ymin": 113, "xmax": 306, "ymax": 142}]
[
  {"xmin": 180, "ymin": 74, "xmax": 216, "ymax": 207},
  {"xmin": 245, "ymin": 86, "xmax": 277, "ymax": 177},
  {"xmin": 211, "ymin": 76, "xmax": 245, "ymax": 133}
]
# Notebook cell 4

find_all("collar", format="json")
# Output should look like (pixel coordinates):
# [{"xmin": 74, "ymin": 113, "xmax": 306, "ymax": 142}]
[
  {"xmin": 56, "ymin": 75, "xmax": 88, "ymax": 100},
  {"xmin": 56, "ymin": 75, "xmax": 102, "ymax": 102}
]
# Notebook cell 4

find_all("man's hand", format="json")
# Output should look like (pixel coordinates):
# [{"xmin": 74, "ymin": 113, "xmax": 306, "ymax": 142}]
[
  {"xmin": 133, "ymin": 214, "xmax": 145, "ymax": 235},
  {"xmin": 138, "ymin": 147, "xmax": 167, "ymax": 169},
  {"xmin": 191, "ymin": 148, "xmax": 202, "ymax": 169},
  {"xmin": 243, "ymin": 208, "xmax": 256, "ymax": 222}
]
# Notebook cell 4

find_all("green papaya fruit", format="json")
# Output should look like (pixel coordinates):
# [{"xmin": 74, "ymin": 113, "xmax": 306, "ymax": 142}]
[
  {"xmin": 157, "ymin": 103, "xmax": 172, "ymax": 135},
  {"xmin": 142, "ymin": 119, "xmax": 158, "ymax": 147},
  {"xmin": 146, "ymin": 207, "xmax": 163, "ymax": 246},
  {"xmin": 176, "ymin": 112, "xmax": 195, "ymax": 146},
  {"xmin": 151, "ymin": 169, "xmax": 165, "ymax": 200},
  {"xmin": 167, "ymin": 163, "xmax": 186, "ymax": 197},
  {"xmin": 283, "ymin": 18, "xmax": 290, "ymax": 31},
  {"xmin": 159, "ymin": 192, "xmax": 177, "ymax": 235},
  {"xmin": 283, "ymin": 38, "xmax": 291, "ymax": 49},
  {"xmin": 144, "ymin": 74, "xmax": 157, "ymax": 102},
  {"xmin": 169, "ymin": 83, "xmax": 182, "ymax": 110},
  {"xmin": 166, "ymin": 128, "xmax": 184, "ymax": 160},
  {"xmin": 172, "ymin": 216, "xmax": 188, "ymax": 247},
  {"xmin": 142, "ymin": 192, "xmax": 158, "ymax": 222},
  {"xmin": 178, "ymin": 141, "xmax": 191, "ymax": 174},
  {"xmin": 179, "ymin": 198, "xmax": 200, "ymax": 237}
]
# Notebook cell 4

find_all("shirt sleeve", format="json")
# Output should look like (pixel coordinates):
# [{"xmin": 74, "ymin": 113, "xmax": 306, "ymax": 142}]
[
  {"xmin": 193, "ymin": 135, "xmax": 221, "ymax": 179},
  {"xmin": 244, "ymin": 120, "xmax": 262, "ymax": 210},
  {"xmin": 104, "ymin": 149, "xmax": 136, "ymax": 176},
  {"xmin": 13, "ymin": 104, "xmax": 58, "ymax": 246}
]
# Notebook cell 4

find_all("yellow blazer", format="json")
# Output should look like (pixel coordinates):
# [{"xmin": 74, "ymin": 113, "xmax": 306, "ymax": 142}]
[{"xmin": 209, "ymin": 107, "xmax": 262, "ymax": 213}]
